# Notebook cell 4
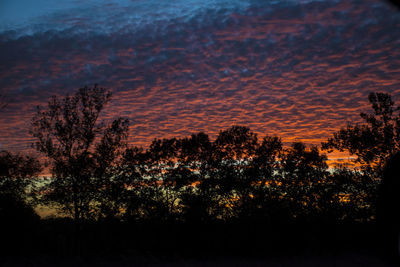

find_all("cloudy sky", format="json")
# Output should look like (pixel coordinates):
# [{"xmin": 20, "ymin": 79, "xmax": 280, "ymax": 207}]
[{"xmin": 0, "ymin": 0, "xmax": 399, "ymax": 161}]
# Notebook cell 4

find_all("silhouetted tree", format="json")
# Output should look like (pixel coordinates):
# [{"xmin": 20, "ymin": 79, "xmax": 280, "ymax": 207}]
[
  {"xmin": 377, "ymin": 152, "xmax": 400, "ymax": 257},
  {"xmin": 320, "ymin": 92, "xmax": 400, "ymax": 224},
  {"xmin": 322, "ymin": 92, "xmax": 400, "ymax": 176},
  {"xmin": 178, "ymin": 132, "xmax": 215, "ymax": 222},
  {"xmin": 0, "ymin": 151, "xmax": 41, "ymax": 256},
  {"xmin": 0, "ymin": 150, "xmax": 41, "ymax": 221},
  {"xmin": 119, "ymin": 127, "xmax": 341, "ymax": 224},
  {"xmin": 281, "ymin": 142, "xmax": 329, "ymax": 220},
  {"xmin": 240, "ymin": 135, "xmax": 282, "ymax": 221},
  {"xmin": 317, "ymin": 166, "xmax": 376, "ymax": 222},
  {"xmin": 119, "ymin": 146, "xmax": 151, "ymax": 220},
  {"xmin": 121, "ymin": 138, "xmax": 182, "ymax": 221},
  {"xmin": 147, "ymin": 137, "xmax": 182, "ymax": 220},
  {"xmin": 211, "ymin": 126, "xmax": 259, "ymax": 219},
  {"xmin": 30, "ymin": 85, "xmax": 129, "ymax": 253}
]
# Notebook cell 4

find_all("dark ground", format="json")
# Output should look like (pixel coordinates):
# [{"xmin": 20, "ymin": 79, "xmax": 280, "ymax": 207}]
[{"xmin": 1, "ymin": 219, "xmax": 399, "ymax": 266}]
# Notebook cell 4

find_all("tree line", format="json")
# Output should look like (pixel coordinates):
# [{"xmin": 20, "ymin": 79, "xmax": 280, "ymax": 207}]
[
  {"xmin": 1, "ymin": 86, "xmax": 399, "ymax": 258},
  {"xmin": 2, "ymin": 86, "xmax": 397, "ymax": 223}
]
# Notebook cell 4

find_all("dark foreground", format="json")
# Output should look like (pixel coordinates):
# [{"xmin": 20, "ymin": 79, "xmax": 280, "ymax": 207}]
[
  {"xmin": 2, "ymin": 253, "xmax": 398, "ymax": 267},
  {"xmin": 1, "ymin": 219, "xmax": 399, "ymax": 266}
]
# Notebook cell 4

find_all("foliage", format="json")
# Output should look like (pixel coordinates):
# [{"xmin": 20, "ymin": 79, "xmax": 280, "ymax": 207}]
[
  {"xmin": 279, "ymin": 142, "xmax": 329, "ymax": 220},
  {"xmin": 118, "ymin": 125, "xmax": 371, "ymax": 224},
  {"xmin": 0, "ymin": 150, "xmax": 41, "ymax": 223},
  {"xmin": 1, "ymin": 88, "xmax": 394, "ymax": 259},
  {"xmin": 322, "ymin": 92, "xmax": 400, "ymax": 175},
  {"xmin": 30, "ymin": 85, "xmax": 129, "ymax": 222},
  {"xmin": 26, "ymin": 89, "xmax": 388, "ymax": 226}
]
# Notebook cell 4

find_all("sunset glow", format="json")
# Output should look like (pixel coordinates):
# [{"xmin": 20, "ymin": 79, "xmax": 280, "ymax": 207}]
[{"xmin": 0, "ymin": 0, "xmax": 399, "ymax": 164}]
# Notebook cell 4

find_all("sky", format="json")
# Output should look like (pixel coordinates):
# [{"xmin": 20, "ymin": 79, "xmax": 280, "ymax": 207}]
[{"xmin": 0, "ymin": 0, "xmax": 399, "ymax": 163}]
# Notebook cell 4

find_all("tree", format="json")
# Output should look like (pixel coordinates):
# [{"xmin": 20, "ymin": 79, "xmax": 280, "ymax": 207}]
[
  {"xmin": 377, "ymin": 152, "xmax": 400, "ymax": 257},
  {"xmin": 319, "ymin": 167, "xmax": 376, "ymax": 222},
  {"xmin": 281, "ymin": 142, "xmax": 329, "ymax": 220},
  {"xmin": 320, "ymin": 92, "xmax": 399, "ymax": 224},
  {"xmin": 121, "ymin": 133, "xmax": 213, "ymax": 222},
  {"xmin": 241, "ymin": 135, "xmax": 282, "ymax": 221},
  {"xmin": 178, "ymin": 132, "xmax": 214, "ymax": 222},
  {"xmin": 322, "ymin": 92, "xmax": 400, "ymax": 175},
  {"xmin": 210, "ymin": 126, "xmax": 259, "ymax": 219},
  {"xmin": 0, "ymin": 150, "xmax": 41, "ymax": 221},
  {"xmin": 0, "ymin": 151, "xmax": 41, "ymax": 257},
  {"xmin": 30, "ymin": 85, "xmax": 129, "ymax": 230}
]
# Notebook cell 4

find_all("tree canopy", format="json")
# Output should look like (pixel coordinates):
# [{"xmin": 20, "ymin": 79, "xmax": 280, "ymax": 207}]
[
  {"xmin": 322, "ymin": 92, "xmax": 400, "ymax": 175},
  {"xmin": 0, "ymin": 151, "xmax": 41, "ymax": 224},
  {"xmin": 22, "ymin": 88, "xmax": 394, "ymax": 226},
  {"xmin": 30, "ymin": 85, "xmax": 129, "ymax": 222}
]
